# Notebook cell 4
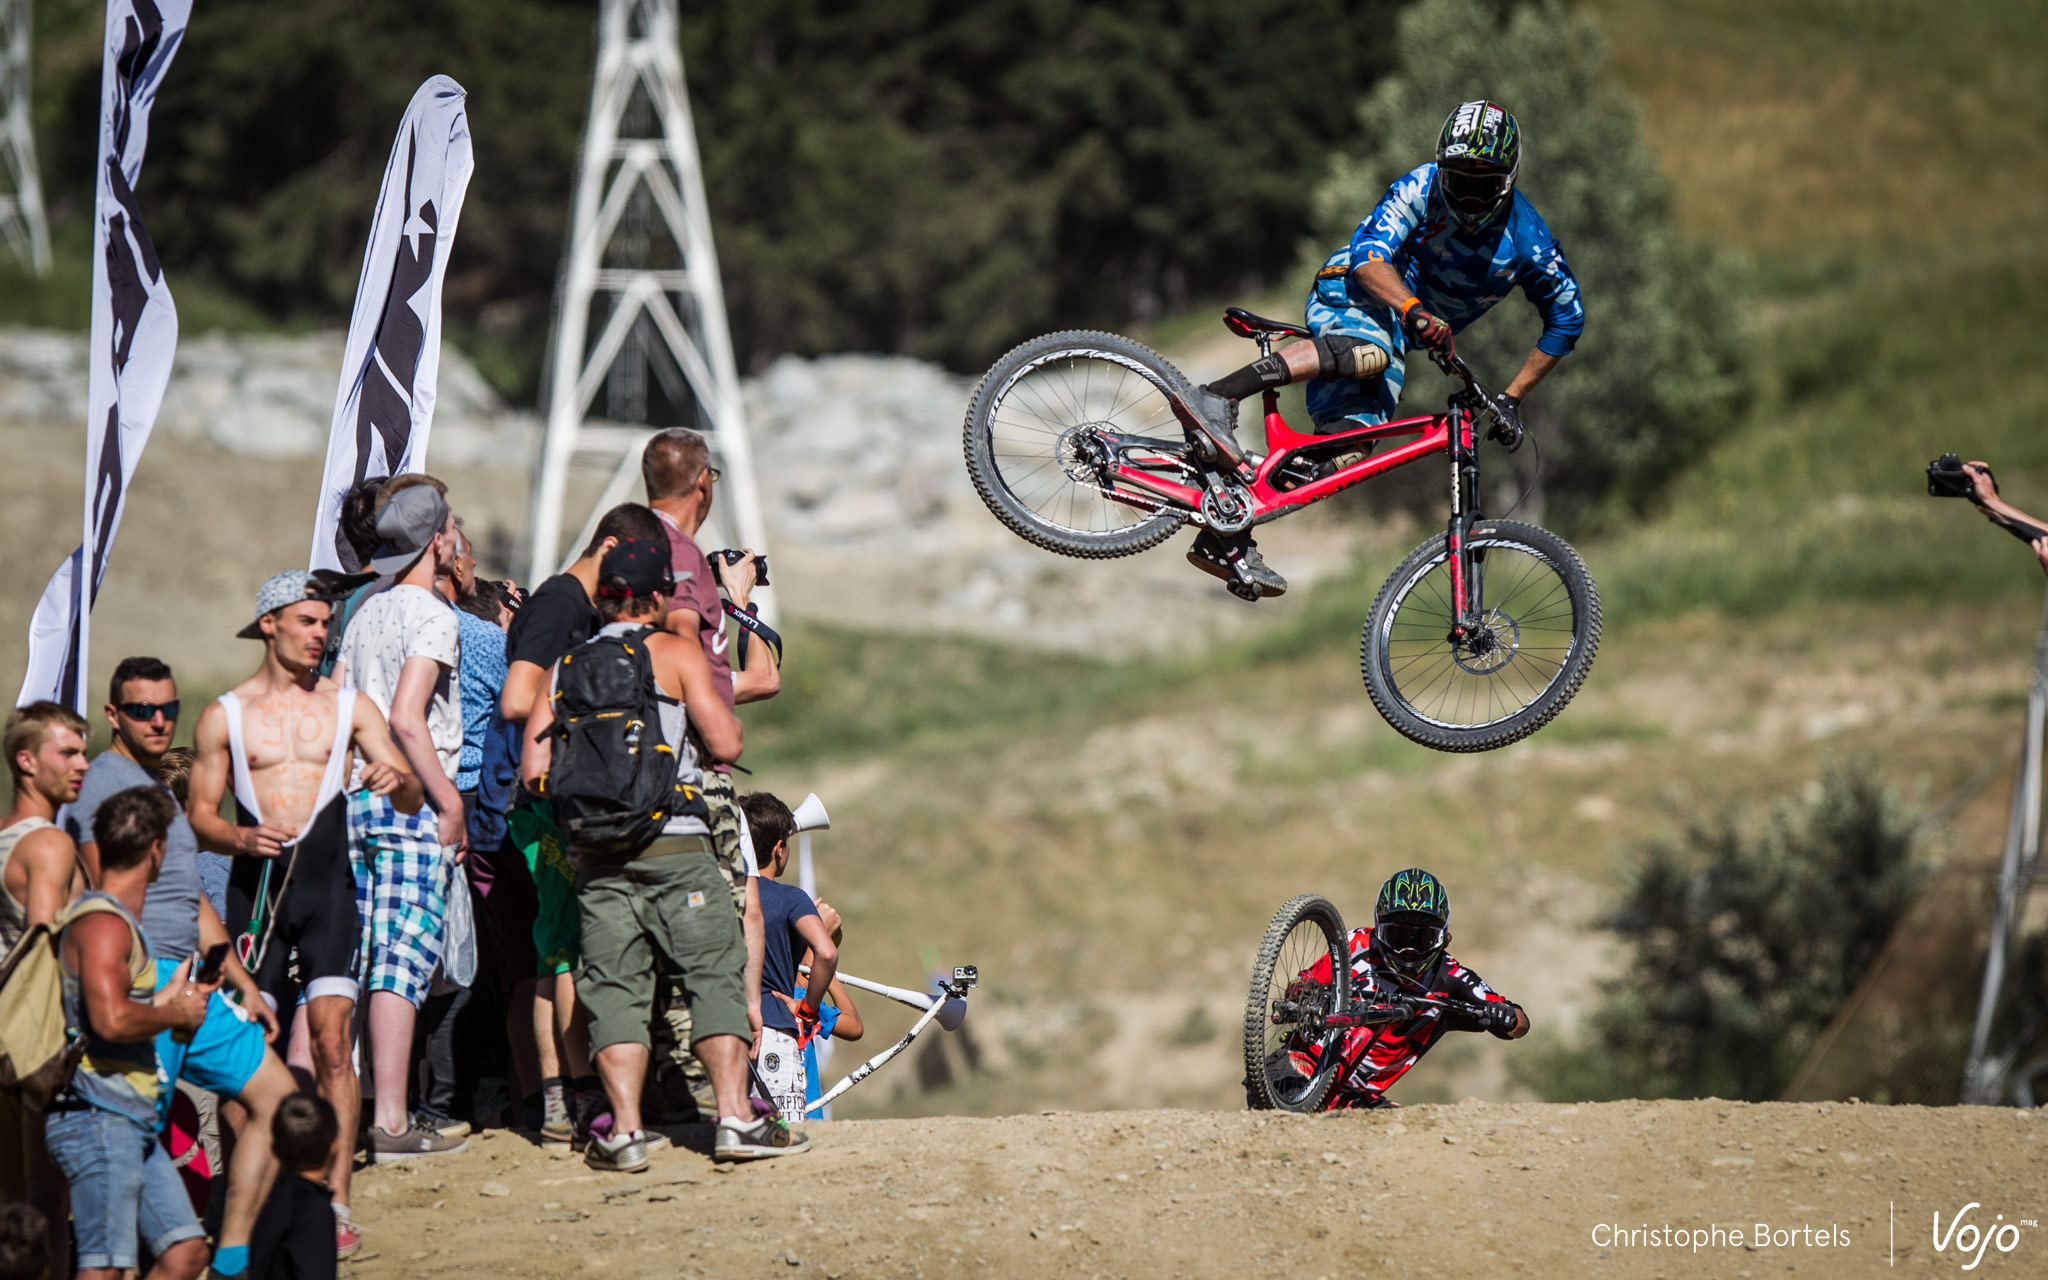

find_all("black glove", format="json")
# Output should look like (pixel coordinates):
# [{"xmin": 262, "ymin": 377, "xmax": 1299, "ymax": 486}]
[
  {"xmin": 1489, "ymin": 393, "xmax": 1524, "ymax": 451},
  {"xmin": 1479, "ymin": 1000, "xmax": 1521, "ymax": 1038}
]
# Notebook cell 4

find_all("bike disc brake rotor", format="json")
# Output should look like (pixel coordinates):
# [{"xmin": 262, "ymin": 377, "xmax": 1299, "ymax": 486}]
[
  {"xmin": 987, "ymin": 351, "xmax": 1185, "ymax": 536},
  {"xmin": 1451, "ymin": 609, "xmax": 1521, "ymax": 675},
  {"xmin": 1381, "ymin": 539, "xmax": 1578, "ymax": 730}
]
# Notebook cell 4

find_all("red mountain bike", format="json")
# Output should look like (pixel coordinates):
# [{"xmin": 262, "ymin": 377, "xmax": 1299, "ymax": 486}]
[{"xmin": 963, "ymin": 308, "xmax": 1601, "ymax": 751}]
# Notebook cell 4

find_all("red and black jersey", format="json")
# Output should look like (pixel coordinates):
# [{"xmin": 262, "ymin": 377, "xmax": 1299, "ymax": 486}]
[{"xmin": 1291, "ymin": 926, "xmax": 1518, "ymax": 1105}]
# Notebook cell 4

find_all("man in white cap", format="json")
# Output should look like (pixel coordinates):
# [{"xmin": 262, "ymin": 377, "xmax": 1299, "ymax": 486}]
[
  {"xmin": 188, "ymin": 570, "xmax": 423, "ymax": 1261},
  {"xmin": 333, "ymin": 484, "xmax": 471, "ymax": 1164}
]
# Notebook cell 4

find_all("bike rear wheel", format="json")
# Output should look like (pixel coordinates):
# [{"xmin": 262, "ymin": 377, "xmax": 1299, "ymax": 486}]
[
  {"xmin": 1361, "ymin": 519, "xmax": 1600, "ymax": 752},
  {"xmin": 1243, "ymin": 893, "xmax": 1351, "ymax": 1113},
  {"xmin": 963, "ymin": 330, "xmax": 1192, "ymax": 558}
]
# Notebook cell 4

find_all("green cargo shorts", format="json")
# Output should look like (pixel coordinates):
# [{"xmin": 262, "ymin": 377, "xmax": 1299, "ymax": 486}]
[
  {"xmin": 654, "ymin": 773, "xmax": 752, "ymax": 1078},
  {"xmin": 574, "ymin": 837, "xmax": 752, "ymax": 1055}
]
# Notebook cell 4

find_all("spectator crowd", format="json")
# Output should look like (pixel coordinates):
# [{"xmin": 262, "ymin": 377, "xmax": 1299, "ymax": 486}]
[{"xmin": 0, "ymin": 429, "xmax": 868, "ymax": 1279}]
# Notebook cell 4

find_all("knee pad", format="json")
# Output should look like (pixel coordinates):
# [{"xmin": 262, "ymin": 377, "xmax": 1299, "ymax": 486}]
[{"xmin": 1313, "ymin": 335, "xmax": 1390, "ymax": 381}]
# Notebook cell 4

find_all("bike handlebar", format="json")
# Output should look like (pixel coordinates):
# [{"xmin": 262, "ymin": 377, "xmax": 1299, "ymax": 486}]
[{"xmin": 1428, "ymin": 347, "xmax": 1522, "ymax": 451}]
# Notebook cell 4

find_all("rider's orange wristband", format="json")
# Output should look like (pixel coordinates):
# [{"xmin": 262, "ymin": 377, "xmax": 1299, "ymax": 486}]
[{"xmin": 1399, "ymin": 296, "xmax": 1421, "ymax": 317}]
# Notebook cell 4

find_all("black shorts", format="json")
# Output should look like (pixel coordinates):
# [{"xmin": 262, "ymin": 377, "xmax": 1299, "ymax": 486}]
[{"xmin": 226, "ymin": 796, "xmax": 360, "ymax": 1003}]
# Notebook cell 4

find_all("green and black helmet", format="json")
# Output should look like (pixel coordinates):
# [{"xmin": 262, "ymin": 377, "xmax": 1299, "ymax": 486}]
[
  {"xmin": 1373, "ymin": 867, "xmax": 1451, "ymax": 977},
  {"xmin": 1434, "ymin": 100, "xmax": 1521, "ymax": 232}
]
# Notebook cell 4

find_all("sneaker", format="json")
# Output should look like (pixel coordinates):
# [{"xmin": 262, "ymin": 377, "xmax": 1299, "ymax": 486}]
[
  {"xmin": 1178, "ymin": 386, "xmax": 1249, "ymax": 468},
  {"xmin": 713, "ymin": 1114, "xmax": 811, "ymax": 1162},
  {"xmin": 333, "ymin": 1204, "xmax": 363, "ymax": 1260},
  {"xmin": 415, "ymin": 1105, "xmax": 472, "ymax": 1141},
  {"xmin": 585, "ymin": 1129, "xmax": 649, "ymax": 1173},
  {"xmin": 571, "ymin": 1088, "xmax": 608, "ymax": 1152},
  {"xmin": 367, "ymin": 1115, "xmax": 470, "ymax": 1162},
  {"xmin": 1187, "ymin": 530, "xmax": 1288, "ymax": 599}
]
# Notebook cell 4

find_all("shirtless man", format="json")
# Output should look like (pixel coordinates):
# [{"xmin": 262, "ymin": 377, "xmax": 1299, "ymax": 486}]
[
  {"xmin": 189, "ymin": 571, "xmax": 423, "ymax": 1255},
  {"xmin": 1, "ymin": 700, "xmax": 92, "ymax": 1279}
]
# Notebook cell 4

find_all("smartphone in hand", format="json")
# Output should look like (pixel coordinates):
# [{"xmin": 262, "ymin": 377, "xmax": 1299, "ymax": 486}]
[{"xmin": 193, "ymin": 941, "xmax": 231, "ymax": 985}]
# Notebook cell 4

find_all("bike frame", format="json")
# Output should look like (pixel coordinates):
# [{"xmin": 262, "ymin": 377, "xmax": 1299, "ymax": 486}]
[{"xmin": 1094, "ymin": 341, "xmax": 1495, "ymax": 635}]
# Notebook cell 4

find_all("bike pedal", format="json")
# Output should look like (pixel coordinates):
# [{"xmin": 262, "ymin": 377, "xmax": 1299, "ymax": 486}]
[{"xmin": 1227, "ymin": 579, "xmax": 1264, "ymax": 602}]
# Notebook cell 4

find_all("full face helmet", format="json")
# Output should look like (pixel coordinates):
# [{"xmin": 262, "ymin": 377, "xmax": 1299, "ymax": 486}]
[
  {"xmin": 1373, "ymin": 867, "xmax": 1451, "ymax": 979},
  {"xmin": 1434, "ymin": 100, "xmax": 1521, "ymax": 232}
]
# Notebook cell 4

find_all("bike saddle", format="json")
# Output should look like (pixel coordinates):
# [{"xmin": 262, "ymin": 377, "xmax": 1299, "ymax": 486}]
[{"xmin": 1223, "ymin": 306, "xmax": 1310, "ymax": 341}]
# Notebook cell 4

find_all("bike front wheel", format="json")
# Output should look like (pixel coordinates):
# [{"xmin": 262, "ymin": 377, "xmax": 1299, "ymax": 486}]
[
  {"xmin": 963, "ymin": 329, "xmax": 1192, "ymax": 558},
  {"xmin": 1361, "ymin": 519, "xmax": 1601, "ymax": 753},
  {"xmin": 1243, "ymin": 893, "xmax": 1351, "ymax": 1113}
]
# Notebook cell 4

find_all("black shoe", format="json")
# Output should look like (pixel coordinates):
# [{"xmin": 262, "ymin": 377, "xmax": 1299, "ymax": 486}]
[
  {"xmin": 1187, "ymin": 530, "xmax": 1288, "ymax": 599},
  {"xmin": 1180, "ymin": 386, "xmax": 1248, "ymax": 468}
]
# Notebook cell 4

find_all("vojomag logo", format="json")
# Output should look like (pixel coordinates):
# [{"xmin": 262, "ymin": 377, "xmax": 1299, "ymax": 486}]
[{"xmin": 1932, "ymin": 1202, "xmax": 2035, "ymax": 1270}]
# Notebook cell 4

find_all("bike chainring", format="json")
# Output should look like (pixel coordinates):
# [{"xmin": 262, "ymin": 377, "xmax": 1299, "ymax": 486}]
[
  {"xmin": 1450, "ymin": 609, "xmax": 1522, "ymax": 675},
  {"xmin": 1199, "ymin": 482, "xmax": 1256, "ymax": 535}
]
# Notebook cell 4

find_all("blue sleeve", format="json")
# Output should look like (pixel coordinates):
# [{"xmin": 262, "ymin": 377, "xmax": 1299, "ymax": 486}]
[
  {"xmin": 1350, "ymin": 164, "xmax": 1435, "ymax": 267},
  {"xmin": 1512, "ymin": 202, "xmax": 1584, "ymax": 356}
]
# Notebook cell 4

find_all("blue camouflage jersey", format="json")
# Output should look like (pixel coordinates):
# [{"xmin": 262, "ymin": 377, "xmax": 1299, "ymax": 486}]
[{"xmin": 1302, "ymin": 162, "xmax": 1583, "ymax": 425}]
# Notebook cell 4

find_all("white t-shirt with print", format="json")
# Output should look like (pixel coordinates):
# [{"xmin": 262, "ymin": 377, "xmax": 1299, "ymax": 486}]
[{"xmin": 338, "ymin": 583, "xmax": 463, "ymax": 784}]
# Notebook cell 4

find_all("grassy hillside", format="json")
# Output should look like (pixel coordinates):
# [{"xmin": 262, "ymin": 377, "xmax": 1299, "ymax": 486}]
[{"xmin": 733, "ymin": 0, "xmax": 2048, "ymax": 1116}]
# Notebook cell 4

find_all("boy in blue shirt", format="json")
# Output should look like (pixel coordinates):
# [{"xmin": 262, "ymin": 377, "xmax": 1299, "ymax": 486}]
[{"xmin": 738, "ymin": 793, "xmax": 839, "ymax": 1121}]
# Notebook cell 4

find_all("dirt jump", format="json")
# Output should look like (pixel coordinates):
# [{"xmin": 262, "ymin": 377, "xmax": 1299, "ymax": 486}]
[{"xmin": 341, "ymin": 1099, "xmax": 2045, "ymax": 1278}]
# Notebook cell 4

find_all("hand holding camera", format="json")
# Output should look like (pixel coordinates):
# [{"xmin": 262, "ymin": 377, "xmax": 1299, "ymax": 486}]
[
  {"xmin": 711, "ymin": 548, "xmax": 769, "ymax": 605},
  {"xmin": 1929, "ymin": 453, "xmax": 2048, "ymax": 571}
]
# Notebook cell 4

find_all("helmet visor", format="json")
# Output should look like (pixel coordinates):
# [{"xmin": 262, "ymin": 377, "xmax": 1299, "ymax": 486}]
[
  {"xmin": 1376, "ymin": 921, "xmax": 1446, "ymax": 967},
  {"xmin": 1439, "ymin": 162, "xmax": 1512, "ymax": 222}
]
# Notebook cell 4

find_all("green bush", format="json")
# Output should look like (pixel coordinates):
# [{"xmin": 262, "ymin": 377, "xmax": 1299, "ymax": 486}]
[
  {"xmin": 1518, "ymin": 764, "xmax": 1924, "ymax": 1101},
  {"xmin": 1310, "ymin": 0, "xmax": 1746, "ymax": 529}
]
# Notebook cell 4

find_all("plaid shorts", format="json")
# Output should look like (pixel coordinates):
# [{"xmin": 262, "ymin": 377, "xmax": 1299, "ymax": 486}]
[{"xmin": 348, "ymin": 790, "xmax": 451, "ymax": 1008}]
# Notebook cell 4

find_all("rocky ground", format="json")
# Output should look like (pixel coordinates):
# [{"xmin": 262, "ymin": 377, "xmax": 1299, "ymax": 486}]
[{"xmin": 338, "ymin": 1101, "xmax": 2047, "ymax": 1279}]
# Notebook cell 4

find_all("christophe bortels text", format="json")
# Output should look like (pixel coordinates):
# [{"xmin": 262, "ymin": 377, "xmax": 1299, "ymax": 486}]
[{"xmin": 1590, "ymin": 1222, "xmax": 1852, "ymax": 1253}]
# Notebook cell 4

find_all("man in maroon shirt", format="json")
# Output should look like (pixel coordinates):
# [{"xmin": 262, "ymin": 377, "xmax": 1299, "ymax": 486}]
[{"xmin": 641, "ymin": 428, "xmax": 775, "ymax": 1086}]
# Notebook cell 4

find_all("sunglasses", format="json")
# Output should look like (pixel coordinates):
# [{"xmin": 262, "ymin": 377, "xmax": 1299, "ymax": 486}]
[{"xmin": 118, "ymin": 700, "xmax": 181, "ymax": 723}]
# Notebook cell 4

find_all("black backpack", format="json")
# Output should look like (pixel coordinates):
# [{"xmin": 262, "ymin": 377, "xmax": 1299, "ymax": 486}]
[{"xmin": 544, "ymin": 626, "xmax": 708, "ymax": 859}]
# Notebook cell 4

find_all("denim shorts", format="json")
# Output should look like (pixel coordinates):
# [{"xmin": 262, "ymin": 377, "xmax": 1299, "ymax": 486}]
[{"xmin": 42, "ymin": 1104, "xmax": 204, "ymax": 1270}]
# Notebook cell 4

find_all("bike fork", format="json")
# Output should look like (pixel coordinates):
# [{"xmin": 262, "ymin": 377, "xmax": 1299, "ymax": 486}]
[{"xmin": 1444, "ymin": 408, "xmax": 1484, "ymax": 636}]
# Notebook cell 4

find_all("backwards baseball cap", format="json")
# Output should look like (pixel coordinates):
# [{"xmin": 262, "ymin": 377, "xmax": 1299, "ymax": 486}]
[
  {"xmin": 236, "ymin": 570, "xmax": 318, "ymax": 640},
  {"xmin": 598, "ymin": 538, "xmax": 676, "ymax": 598},
  {"xmin": 368, "ymin": 485, "xmax": 452, "ymax": 576}
]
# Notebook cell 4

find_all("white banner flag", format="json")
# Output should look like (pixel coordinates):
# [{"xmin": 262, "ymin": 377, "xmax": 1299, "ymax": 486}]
[
  {"xmin": 309, "ymin": 75, "xmax": 474, "ymax": 572},
  {"xmin": 18, "ymin": 0, "xmax": 189, "ymax": 711}
]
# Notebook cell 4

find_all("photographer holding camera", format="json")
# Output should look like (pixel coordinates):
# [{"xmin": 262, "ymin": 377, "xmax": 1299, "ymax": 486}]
[{"xmin": 1929, "ymin": 454, "xmax": 2048, "ymax": 575}]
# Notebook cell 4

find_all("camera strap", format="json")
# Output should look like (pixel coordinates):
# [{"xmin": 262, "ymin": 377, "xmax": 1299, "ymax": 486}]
[{"xmin": 723, "ymin": 600, "xmax": 784, "ymax": 668}]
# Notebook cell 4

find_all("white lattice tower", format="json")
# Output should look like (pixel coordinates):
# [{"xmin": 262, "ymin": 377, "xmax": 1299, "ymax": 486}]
[
  {"xmin": 524, "ymin": 0, "xmax": 772, "ymax": 616},
  {"xmin": 0, "ymin": 0, "xmax": 51, "ymax": 275}
]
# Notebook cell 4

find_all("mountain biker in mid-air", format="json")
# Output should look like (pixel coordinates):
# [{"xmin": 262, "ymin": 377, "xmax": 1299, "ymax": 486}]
[
  {"xmin": 1290, "ymin": 867, "xmax": 1527, "ymax": 1109},
  {"xmin": 1184, "ymin": 99, "xmax": 1585, "ymax": 598}
]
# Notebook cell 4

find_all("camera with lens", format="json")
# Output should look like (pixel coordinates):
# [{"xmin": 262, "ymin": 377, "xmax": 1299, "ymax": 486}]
[
  {"xmin": 712, "ymin": 548, "xmax": 769, "ymax": 586},
  {"xmin": 1927, "ymin": 453, "xmax": 1978, "ymax": 499}
]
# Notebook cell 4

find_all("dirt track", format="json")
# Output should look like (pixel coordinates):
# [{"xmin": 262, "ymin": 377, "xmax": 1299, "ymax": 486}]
[{"xmin": 340, "ymin": 1100, "xmax": 2046, "ymax": 1279}]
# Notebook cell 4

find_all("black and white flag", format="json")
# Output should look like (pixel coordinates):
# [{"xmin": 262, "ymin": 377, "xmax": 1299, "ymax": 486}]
[
  {"xmin": 309, "ymin": 75, "xmax": 473, "ymax": 572},
  {"xmin": 17, "ymin": 0, "xmax": 189, "ymax": 711}
]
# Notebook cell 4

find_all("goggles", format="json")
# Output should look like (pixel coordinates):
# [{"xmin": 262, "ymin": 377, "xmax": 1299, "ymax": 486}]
[
  {"xmin": 1439, "ymin": 162, "xmax": 1513, "ymax": 219},
  {"xmin": 1376, "ymin": 920, "xmax": 1446, "ymax": 962}
]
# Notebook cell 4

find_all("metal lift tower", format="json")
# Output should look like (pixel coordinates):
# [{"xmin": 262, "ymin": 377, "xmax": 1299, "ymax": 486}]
[
  {"xmin": 0, "ymin": 0, "xmax": 51, "ymax": 275},
  {"xmin": 524, "ymin": 0, "xmax": 772, "ymax": 615}
]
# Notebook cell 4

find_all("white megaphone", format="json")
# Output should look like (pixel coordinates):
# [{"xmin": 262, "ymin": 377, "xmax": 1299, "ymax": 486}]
[{"xmin": 791, "ymin": 793, "xmax": 831, "ymax": 833}]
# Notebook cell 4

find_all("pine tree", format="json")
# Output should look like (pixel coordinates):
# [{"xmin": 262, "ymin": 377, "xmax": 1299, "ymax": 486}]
[{"xmin": 1310, "ymin": 0, "xmax": 1745, "ymax": 527}]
